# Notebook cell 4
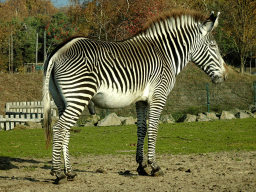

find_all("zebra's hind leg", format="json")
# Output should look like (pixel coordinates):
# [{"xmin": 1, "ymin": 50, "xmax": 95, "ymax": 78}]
[
  {"xmin": 50, "ymin": 119, "xmax": 69, "ymax": 184},
  {"xmin": 135, "ymin": 101, "xmax": 150, "ymax": 176},
  {"xmin": 63, "ymin": 128, "xmax": 77, "ymax": 181},
  {"xmin": 51, "ymin": 105, "xmax": 85, "ymax": 183}
]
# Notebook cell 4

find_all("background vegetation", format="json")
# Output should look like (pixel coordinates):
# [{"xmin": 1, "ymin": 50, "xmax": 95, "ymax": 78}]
[{"xmin": 0, "ymin": 0, "xmax": 255, "ymax": 73}]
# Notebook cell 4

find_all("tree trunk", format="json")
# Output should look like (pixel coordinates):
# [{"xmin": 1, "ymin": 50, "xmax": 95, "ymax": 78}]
[{"xmin": 240, "ymin": 56, "xmax": 245, "ymax": 74}]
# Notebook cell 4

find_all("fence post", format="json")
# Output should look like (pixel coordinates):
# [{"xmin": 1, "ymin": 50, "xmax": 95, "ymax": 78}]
[
  {"xmin": 254, "ymin": 81, "xmax": 256, "ymax": 105},
  {"xmin": 6, "ymin": 103, "xmax": 10, "ymax": 112},
  {"xmin": 206, "ymin": 84, "xmax": 210, "ymax": 112}
]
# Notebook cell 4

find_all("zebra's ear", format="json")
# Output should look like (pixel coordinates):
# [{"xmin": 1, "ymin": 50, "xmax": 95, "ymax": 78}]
[{"xmin": 201, "ymin": 11, "xmax": 220, "ymax": 36}]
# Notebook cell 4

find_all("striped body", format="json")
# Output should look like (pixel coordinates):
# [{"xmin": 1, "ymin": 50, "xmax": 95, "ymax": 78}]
[
  {"xmin": 49, "ymin": 37, "xmax": 173, "ymax": 109},
  {"xmin": 43, "ymin": 10, "xmax": 227, "ymax": 180}
]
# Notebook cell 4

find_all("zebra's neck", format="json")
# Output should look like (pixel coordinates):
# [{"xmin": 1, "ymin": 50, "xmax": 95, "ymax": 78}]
[{"xmin": 139, "ymin": 14, "xmax": 200, "ymax": 76}]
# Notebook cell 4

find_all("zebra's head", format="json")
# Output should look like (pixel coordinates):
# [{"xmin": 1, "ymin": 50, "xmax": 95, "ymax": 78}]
[{"xmin": 190, "ymin": 11, "xmax": 227, "ymax": 84}]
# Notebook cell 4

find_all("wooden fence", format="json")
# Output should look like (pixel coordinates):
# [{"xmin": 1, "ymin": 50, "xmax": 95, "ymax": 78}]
[{"xmin": 0, "ymin": 101, "xmax": 58, "ymax": 130}]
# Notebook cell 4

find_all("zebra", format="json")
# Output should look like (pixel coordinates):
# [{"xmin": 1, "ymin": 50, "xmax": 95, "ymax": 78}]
[{"xmin": 43, "ymin": 10, "xmax": 227, "ymax": 182}]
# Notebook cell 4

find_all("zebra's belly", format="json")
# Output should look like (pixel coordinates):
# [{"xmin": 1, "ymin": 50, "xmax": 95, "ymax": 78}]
[{"xmin": 92, "ymin": 85, "xmax": 151, "ymax": 109}]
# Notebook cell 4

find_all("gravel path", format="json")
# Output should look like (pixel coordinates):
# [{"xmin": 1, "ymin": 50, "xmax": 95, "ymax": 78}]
[{"xmin": 1, "ymin": 151, "xmax": 255, "ymax": 191}]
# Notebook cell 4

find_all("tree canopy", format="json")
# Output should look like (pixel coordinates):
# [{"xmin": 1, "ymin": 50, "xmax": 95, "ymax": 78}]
[{"xmin": 0, "ymin": 0, "xmax": 255, "ymax": 73}]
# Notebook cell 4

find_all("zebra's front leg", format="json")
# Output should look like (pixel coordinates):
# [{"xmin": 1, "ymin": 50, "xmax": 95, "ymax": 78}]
[
  {"xmin": 147, "ymin": 120, "xmax": 164, "ymax": 177},
  {"xmin": 147, "ymin": 96, "xmax": 167, "ymax": 176},
  {"xmin": 135, "ymin": 101, "xmax": 150, "ymax": 176}
]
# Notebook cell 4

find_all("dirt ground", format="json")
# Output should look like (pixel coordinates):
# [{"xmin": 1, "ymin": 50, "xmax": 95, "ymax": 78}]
[{"xmin": 0, "ymin": 151, "xmax": 255, "ymax": 191}]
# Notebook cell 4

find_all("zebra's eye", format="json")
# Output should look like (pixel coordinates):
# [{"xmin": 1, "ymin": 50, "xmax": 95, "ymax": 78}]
[
  {"xmin": 210, "ymin": 41, "xmax": 217, "ymax": 48},
  {"xmin": 210, "ymin": 43, "xmax": 217, "ymax": 48}
]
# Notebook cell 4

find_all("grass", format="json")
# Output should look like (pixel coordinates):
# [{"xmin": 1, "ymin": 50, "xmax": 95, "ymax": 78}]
[
  {"xmin": 0, "ymin": 129, "xmax": 52, "ymax": 158},
  {"xmin": 0, "ymin": 118, "xmax": 255, "ymax": 159},
  {"xmin": 157, "ymin": 118, "xmax": 256, "ymax": 154}
]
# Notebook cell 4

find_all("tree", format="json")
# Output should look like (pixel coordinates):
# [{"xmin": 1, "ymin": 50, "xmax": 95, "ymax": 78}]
[
  {"xmin": 13, "ymin": 19, "xmax": 37, "ymax": 71},
  {"xmin": 0, "ymin": 0, "xmax": 254, "ymax": 72},
  {"xmin": 68, "ymin": 0, "xmax": 129, "ymax": 40},
  {"xmin": 0, "ymin": 0, "xmax": 58, "ymax": 72},
  {"xmin": 221, "ymin": 0, "xmax": 256, "ymax": 73},
  {"xmin": 118, "ymin": 0, "xmax": 173, "ymax": 39}
]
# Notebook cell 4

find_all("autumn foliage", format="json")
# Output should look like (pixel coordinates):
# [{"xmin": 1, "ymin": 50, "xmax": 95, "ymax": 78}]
[{"xmin": 0, "ymin": 0, "xmax": 255, "ymax": 73}]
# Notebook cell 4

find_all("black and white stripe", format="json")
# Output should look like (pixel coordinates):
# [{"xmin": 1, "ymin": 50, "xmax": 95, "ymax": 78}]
[{"xmin": 43, "ymin": 10, "xmax": 227, "ymax": 179}]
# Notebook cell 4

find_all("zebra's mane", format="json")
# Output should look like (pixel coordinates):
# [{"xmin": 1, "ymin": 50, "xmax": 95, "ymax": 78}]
[{"xmin": 138, "ymin": 9, "xmax": 207, "ymax": 34}]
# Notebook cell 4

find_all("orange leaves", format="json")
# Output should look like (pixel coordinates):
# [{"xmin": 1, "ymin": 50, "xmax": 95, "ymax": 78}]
[{"xmin": 1, "ymin": 0, "xmax": 57, "ymax": 21}]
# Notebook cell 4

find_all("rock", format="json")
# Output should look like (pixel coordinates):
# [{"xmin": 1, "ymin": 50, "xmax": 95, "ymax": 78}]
[
  {"xmin": 220, "ymin": 111, "xmax": 236, "ymax": 120},
  {"xmin": 197, "ymin": 113, "xmax": 210, "ymax": 122},
  {"xmin": 235, "ymin": 111, "xmax": 252, "ymax": 119},
  {"xmin": 251, "ymin": 113, "xmax": 256, "ymax": 118},
  {"xmin": 25, "ymin": 121, "xmax": 42, "ymax": 129},
  {"xmin": 96, "ymin": 168, "xmax": 107, "ymax": 174},
  {"xmin": 178, "ymin": 167, "xmax": 186, "ymax": 171},
  {"xmin": 86, "ymin": 115, "xmax": 100, "ymax": 125},
  {"xmin": 97, "ymin": 113, "xmax": 122, "ymax": 127},
  {"xmin": 84, "ymin": 121, "xmax": 95, "ymax": 127},
  {"xmin": 204, "ymin": 112, "xmax": 219, "ymax": 120},
  {"xmin": 182, "ymin": 114, "xmax": 197, "ymax": 122},
  {"xmin": 121, "ymin": 116, "xmax": 136, "ymax": 125},
  {"xmin": 228, "ymin": 108, "xmax": 240, "ymax": 115},
  {"xmin": 249, "ymin": 105, "xmax": 256, "ymax": 113},
  {"xmin": 160, "ymin": 114, "xmax": 175, "ymax": 123}
]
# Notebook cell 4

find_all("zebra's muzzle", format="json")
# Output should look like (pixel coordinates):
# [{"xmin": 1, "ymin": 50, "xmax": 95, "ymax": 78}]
[
  {"xmin": 212, "ymin": 68, "xmax": 228, "ymax": 84},
  {"xmin": 212, "ymin": 74, "xmax": 227, "ymax": 84}
]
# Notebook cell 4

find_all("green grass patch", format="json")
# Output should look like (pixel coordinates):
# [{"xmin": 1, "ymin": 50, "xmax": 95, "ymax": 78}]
[
  {"xmin": 0, "ymin": 129, "xmax": 52, "ymax": 158},
  {"xmin": 157, "ymin": 118, "xmax": 256, "ymax": 154},
  {"xmin": 0, "ymin": 118, "xmax": 255, "ymax": 158}
]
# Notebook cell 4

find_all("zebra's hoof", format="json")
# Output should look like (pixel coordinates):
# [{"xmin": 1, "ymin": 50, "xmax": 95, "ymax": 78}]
[
  {"xmin": 50, "ymin": 170, "xmax": 55, "ymax": 176},
  {"xmin": 53, "ymin": 173, "xmax": 67, "ymax": 184},
  {"xmin": 137, "ymin": 165, "xmax": 151, "ymax": 176},
  {"xmin": 151, "ymin": 168, "xmax": 164, "ymax": 177},
  {"xmin": 66, "ymin": 171, "xmax": 77, "ymax": 181}
]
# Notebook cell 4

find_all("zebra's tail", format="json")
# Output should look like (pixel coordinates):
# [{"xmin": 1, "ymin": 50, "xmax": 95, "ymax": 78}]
[{"xmin": 43, "ymin": 58, "xmax": 54, "ymax": 149}]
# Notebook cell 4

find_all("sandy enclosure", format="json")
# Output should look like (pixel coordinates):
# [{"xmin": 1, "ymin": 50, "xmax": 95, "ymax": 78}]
[{"xmin": 0, "ymin": 151, "xmax": 255, "ymax": 191}]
